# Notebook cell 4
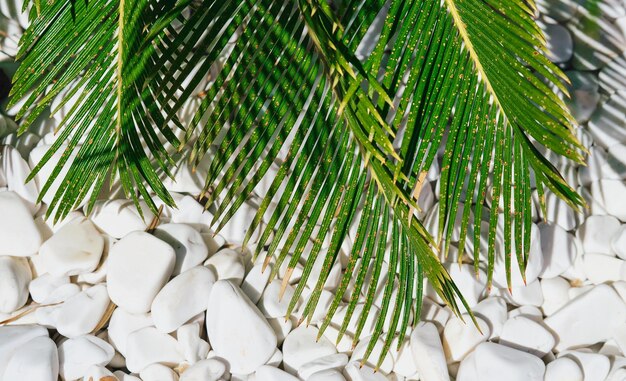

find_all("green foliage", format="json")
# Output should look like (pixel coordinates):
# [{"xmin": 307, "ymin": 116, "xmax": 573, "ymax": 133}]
[{"xmin": 10, "ymin": 0, "xmax": 584, "ymax": 366}]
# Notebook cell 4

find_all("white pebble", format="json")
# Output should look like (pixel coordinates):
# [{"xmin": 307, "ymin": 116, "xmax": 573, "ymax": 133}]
[
  {"xmin": 350, "ymin": 335, "xmax": 394, "ymax": 375},
  {"xmin": 177, "ymin": 323, "xmax": 210, "ymax": 365},
  {"xmin": 125, "ymin": 326, "xmax": 184, "ymax": 373},
  {"xmin": 541, "ymin": 277, "xmax": 571, "ymax": 316},
  {"xmin": 0, "ymin": 256, "xmax": 31, "ymax": 313},
  {"xmin": 241, "ymin": 263, "xmax": 271, "ymax": 304},
  {"xmin": 89, "ymin": 199, "xmax": 153, "ymax": 239},
  {"xmin": 107, "ymin": 308, "xmax": 153, "ymax": 356},
  {"xmin": 206, "ymin": 280, "xmax": 277, "ymax": 374},
  {"xmin": 254, "ymin": 365, "xmax": 299, "ymax": 381},
  {"xmin": 180, "ymin": 358, "xmax": 226, "ymax": 381},
  {"xmin": 154, "ymin": 223, "xmax": 209, "ymax": 275},
  {"xmin": 578, "ymin": 215, "xmax": 621, "ymax": 254},
  {"xmin": 582, "ymin": 254, "xmax": 626, "ymax": 283},
  {"xmin": 499, "ymin": 316, "xmax": 555, "ymax": 356},
  {"xmin": 258, "ymin": 280, "xmax": 297, "ymax": 318},
  {"xmin": 562, "ymin": 351, "xmax": 610, "ymax": 381},
  {"xmin": 611, "ymin": 225, "xmax": 626, "ymax": 260},
  {"xmin": 343, "ymin": 362, "xmax": 387, "ymax": 381},
  {"xmin": 39, "ymin": 217, "xmax": 104, "ymax": 276},
  {"xmin": 0, "ymin": 191, "xmax": 42, "ymax": 256},
  {"xmin": 58, "ymin": 335, "xmax": 114, "ymax": 381},
  {"xmin": 298, "ymin": 353, "xmax": 348, "ymax": 380},
  {"xmin": 457, "ymin": 342, "xmax": 545, "ymax": 381},
  {"xmin": 152, "ymin": 266, "xmax": 215, "ymax": 333},
  {"xmin": 107, "ymin": 231, "xmax": 176, "ymax": 313},
  {"xmin": 539, "ymin": 222, "xmax": 577, "ymax": 278},
  {"xmin": 3, "ymin": 336, "xmax": 58, "ymax": 381},
  {"xmin": 28, "ymin": 274, "xmax": 69, "ymax": 303},
  {"xmin": 442, "ymin": 315, "xmax": 490, "ymax": 362},
  {"xmin": 204, "ymin": 248, "xmax": 246, "ymax": 285},
  {"xmin": 140, "ymin": 363, "xmax": 179, "ymax": 381},
  {"xmin": 82, "ymin": 364, "xmax": 117, "ymax": 381},
  {"xmin": 308, "ymin": 369, "xmax": 346, "ymax": 381},
  {"xmin": 283, "ymin": 326, "xmax": 337, "ymax": 374},
  {"xmin": 411, "ymin": 322, "xmax": 449, "ymax": 381},
  {"xmin": 544, "ymin": 357, "xmax": 583, "ymax": 381}
]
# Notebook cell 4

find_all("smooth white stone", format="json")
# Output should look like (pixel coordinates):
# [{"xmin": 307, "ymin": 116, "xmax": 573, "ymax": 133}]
[
  {"xmin": 306, "ymin": 254, "xmax": 342, "ymax": 292},
  {"xmin": 89, "ymin": 199, "xmax": 154, "ymax": 239},
  {"xmin": 1, "ymin": 145, "xmax": 38, "ymax": 212},
  {"xmin": 539, "ymin": 222, "xmax": 577, "ymax": 278},
  {"xmin": 77, "ymin": 235, "xmax": 114, "ymax": 285},
  {"xmin": 411, "ymin": 322, "xmax": 449, "ymax": 381},
  {"xmin": 614, "ymin": 281, "xmax": 626, "ymax": 304},
  {"xmin": 508, "ymin": 305, "xmax": 543, "ymax": 322},
  {"xmin": 600, "ymin": 54, "xmax": 626, "ymax": 93},
  {"xmin": 267, "ymin": 317, "xmax": 292, "ymax": 346},
  {"xmin": 578, "ymin": 215, "xmax": 621, "ymax": 255},
  {"xmin": 445, "ymin": 264, "xmax": 486, "ymax": 308},
  {"xmin": 612, "ymin": 225, "xmax": 626, "ymax": 260},
  {"xmin": 107, "ymin": 308, "xmax": 153, "ymax": 356},
  {"xmin": 265, "ymin": 348, "xmax": 283, "ymax": 367},
  {"xmin": 343, "ymin": 362, "xmax": 387, "ymax": 381},
  {"xmin": 277, "ymin": 255, "xmax": 304, "ymax": 284},
  {"xmin": 544, "ymin": 357, "xmax": 583, "ymax": 381},
  {"xmin": 153, "ymin": 223, "xmax": 208, "ymax": 276},
  {"xmin": 295, "ymin": 289, "xmax": 334, "ymax": 325},
  {"xmin": 541, "ymin": 277, "xmax": 571, "ymax": 316},
  {"xmin": 568, "ymin": 284, "xmax": 595, "ymax": 300},
  {"xmin": 544, "ymin": 23, "xmax": 573, "ymax": 63},
  {"xmin": 588, "ymin": 92, "xmax": 626, "ymax": 149},
  {"xmin": 258, "ymin": 280, "xmax": 297, "ymax": 318},
  {"xmin": 332, "ymin": 303, "xmax": 378, "ymax": 338},
  {"xmin": 82, "ymin": 365, "xmax": 117, "ymax": 381},
  {"xmin": 125, "ymin": 326, "xmax": 184, "ymax": 373},
  {"xmin": 204, "ymin": 248, "xmax": 245, "ymax": 285},
  {"xmin": 139, "ymin": 363, "xmax": 179, "ymax": 381},
  {"xmin": 180, "ymin": 359, "xmax": 226, "ymax": 381},
  {"xmin": 0, "ymin": 191, "xmax": 42, "ymax": 256},
  {"xmin": 499, "ymin": 316, "xmax": 555, "ymax": 356},
  {"xmin": 463, "ymin": 342, "xmax": 544, "ymax": 381},
  {"xmin": 177, "ymin": 323, "xmax": 210, "ymax": 365},
  {"xmin": 37, "ymin": 284, "xmax": 110, "ymax": 338},
  {"xmin": 169, "ymin": 196, "xmax": 212, "ymax": 228},
  {"xmin": 0, "ymin": 325, "xmax": 49, "ymax": 376},
  {"xmin": 590, "ymin": 180, "xmax": 626, "ymax": 221},
  {"xmin": 37, "ymin": 284, "xmax": 81, "ymax": 309},
  {"xmin": 0, "ymin": 256, "xmax": 31, "ymax": 313},
  {"xmin": 492, "ymin": 224, "xmax": 543, "ymax": 288},
  {"xmin": 113, "ymin": 371, "xmax": 142, "ymax": 381},
  {"xmin": 3, "ymin": 336, "xmax": 58, "ymax": 381},
  {"xmin": 320, "ymin": 325, "xmax": 353, "ymax": 354},
  {"xmin": 152, "ymin": 266, "xmax": 215, "ymax": 333},
  {"xmin": 39, "ymin": 217, "xmax": 104, "ymax": 277},
  {"xmin": 543, "ymin": 191, "xmax": 580, "ymax": 231},
  {"xmin": 562, "ymin": 351, "xmax": 610, "ymax": 381},
  {"xmin": 390, "ymin": 337, "xmax": 417, "ymax": 378},
  {"xmin": 241, "ymin": 263, "xmax": 270, "ymax": 304},
  {"xmin": 472, "ymin": 297, "xmax": 507, "ymax": 339},
  {"xmin": 442, "ymin": 315, "xmax": 490, "ymax": 362},
  {"xmin": 283, "ymin": 326, "xmax": 337, "ymax": 374},
  {"xmin": 564, "ymin": 71, "xmax": 601, "ymax": 123},
  {"xmin": 583, "ymin": 254, "xmax": 626, "ymax": 283},
  {"xmin": 58, "ymin": 335, "xmax": 114, "ymax": 381},
  {"xmin": 218, "ymin": 201, "xmax": 261, "ymax": 244},
  {"xmin": 28, "ymin": 274, "xmax": 69, "ymax": 303},
  {"xmin": 254, "ymin": 365, "xmax": 298, "ymax": 381},
  {"xmin": 350, "ymin": 335, "xmax": 394, "ymax": 375},
  {"xmin": 420, "ymin": 298, "xmax": 451, "ymax": 332},
  {"xmin": 502, "ymin": 280, "xmax": 544, "ymax": 307},
  {"xmin": 308, "ymin": 369, "xmax": 346, "ymax": 381},
  {"xmin": 298, "ymin": 353, "xmax": 349, "ymax": 380},
  {"xmin": 206, "ymin": 280, "xmax": 277, "ymax": 374},
  {"xmin": 545, "ymin": 284, "xmax": 626, "ymax": 351},
  {"xmin": 4, "ymin": 132, "xmax": 40, "ymax": 158},
  {"xmin": 107, "ymin": 231, "xmax": 176, "ymax": 313}
]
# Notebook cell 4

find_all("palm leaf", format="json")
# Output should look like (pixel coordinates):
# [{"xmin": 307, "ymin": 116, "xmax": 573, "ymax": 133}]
[{"xmin": 9, "ymin": 0, "xmax": 584, "ymax": 367}]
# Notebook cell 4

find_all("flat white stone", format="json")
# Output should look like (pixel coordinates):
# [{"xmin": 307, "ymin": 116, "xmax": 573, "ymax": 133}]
[
  {"xmin": 28, "ymin": 273, "xmax": 69, "ymax": 303},
  {"xmin": 445, "ymin": 264, "xmax": 486, "ymax": 308},
  {"xmin": 107, "ymin": 231, "xmax": 176, "ymax": 313},
  {"xmin": 114, "ymin": 371, "xmax": 142, "ymax": 381},
  {"xmin": 461, "ymin": 342, "xmax": 544, "ymax": 381},
  {"xmin": 583, "ymin": 254, "xmax": 626, "ymax": 283},
  {"xmin": 472, "ymin": 297, "xmax": 507, "ymax": 339},
  {"xmin": 0, "ymin": 256, "xmax": 31, "ymax": 313},
  {"xmin": 612, "ymin": 225, "xmax": 626, "ymax": 260},
  {"xmin": 77, "ymin": 235, "xmax": 114, "ymax": 285},
  {"xmin": 180, "ymin": 359, "xmax": 226, "ymax": 381},
  {"xmin": 39, "ymin": 217, "xmax": 104, "ymax": 276},
  {"xmin": 177, "ymin": 323, "xmax": 210, "ymax": 365},
  {"xmin": 125, "ymin": 326, "xmax": 184, "ymax": 373},
  {"xmin": 0, "ymin": 191, "xmax": 42, "ymax": 256},
  {"xmin": 0, "ymin": 325, "xmax": 49, "ymax": 375},
  {"xmin": 420, "ymin": 298, "xmax": 451, "ymax": 332},
  {"xmin": 258, "ymin": 280, "xmax": 297, "ymax": 318},
  {"xmin": 218, "ymin": 201, "xmax": 261, "ymax": 244},
  {"xmin": 298, "ymin": 353, "xmax": 348, "ymax": 380},
  {"xmin": 89, "ymin": 199, "xmax": 154, "ymax": 239},
  {"xmin": 58, "ymin": 335, "xmax": 114, "ymax": 381},
  {"xmin": 265, "ymin": 348, "xmax": 283, "ymax": 367},
  {"xmin": 350, "ymin": 335, "xmax": 394, "ymax": 375},
  {"xmin": 499, "ymin": 316, "xmax": 555, "ymax": 357},
  {"xmin": 254, "ymin": 365, "xmax": 299, "ymax": 381},
  {"xmin": 107, "ymin": 308, "xmax": 153, "ymax": 356},
  {"xmin": 541, "ymin": 277, "xmax": 571, "ymax": 316},
  {"xmin": 3, "ymin": 336, "xmax": 58, "ymax": 381},
  {"xmin": 442, "ymin": 315, "xmax": 490, "ymax": 362},
  {"xmin": 562, "ymin": 351, "xmax": 610, "ymax": 381},
  {"xmin": 241, "ymin": 263, "xmax": 270, "ymax": 304},
  {"xmin": 588, "ymin": 92, "xmax": 626, "ymax": 149},
  {"xmin": 283, "ymin": 326, "xmax": 337, "ymax": 374},
  {"xmin": 411, "ymin": 322, "xmax": 449, "ymax": 381},
  {"xmin": 308, "ymin": 369, "xmax": 346, "ymax": 381},
  {"xmin": 154, "ymin": 223, "xmax": 209, "ymax": 275},
  {"xmin": 139, "ymin": 363, "xmax": 179, "ymax": 381},
  {"xmin": 152, "ymin": 266, "xmax": 215, "ymax": 333},
  {"xmin": 204, "ymin": 248, "xmax": 246, "ymax": 285},
  {"xmin": 206, "ymin": 280, "xmax": 277, "ymax": 374},
  {"xmin": 539, "ymin": 222, "xmax": 577, "ymax": 278},
  {"xmin": 1, "ymin": 145, "xmax": 39, "ymax": 212},
  {"xmin": 39, "ymin": 283, "xmax": 81, "ymax": 305},
  {"xmin": 578, "ymin": 215, "xmax": 621, "ymax": 255},
  {"xmin": 544, "ymin": 357, "xmax": 583, "ymax": 381},
  {"xmin": 36, "ymin": 283, "xmax": 110, "ymax": 338},
  {"xmin": 502, "ymin": 280, "xmax": 544, "ymax": 307},
  {"xmin": 267, "ymin": 317, "xmax": 292, "ymax": 346},
  {"xmin": 545, "ymin": 284, "xmax": 626, "ymax": 351}
]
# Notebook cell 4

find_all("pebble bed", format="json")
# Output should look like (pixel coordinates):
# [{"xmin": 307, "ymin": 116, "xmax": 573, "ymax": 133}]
[{"xmin": 2, "ymin": 1, "xmax": 626, "ymax": 381}]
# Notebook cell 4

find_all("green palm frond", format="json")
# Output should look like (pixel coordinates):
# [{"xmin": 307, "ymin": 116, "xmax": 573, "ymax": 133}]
[{"xmin": 9, "ymin": 0, "xmax": 584, "ymax": 366}]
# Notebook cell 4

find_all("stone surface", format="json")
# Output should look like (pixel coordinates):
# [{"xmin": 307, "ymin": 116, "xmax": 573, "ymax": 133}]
[
  {"xmin": 154, "ymin": 223, "xmax": 209, "ymax": 275},
  {"xmin": 125, "ymin": 326, "xmax": 184, "ymax": 373},
  {"xmin": 107, "ymin": 231, "xmax": 176, "ymax": 313},
  {"xmin": 499, "ymin": 316, "xmax": 555, "ymax": 356},
  {"xmin": 411, "ymin": 322, "xmax": 449, "ymax": 381},
  {"xmin": 457, "ymin": 342, "xmax": 545, "ymax": 381},
  {"xmin": 283, "ymin": 326, "xmax": 337, "ymax": 374},
  {"xmin": 0, "ymin": 256, "xmax": 31, "ymax": 313},
  {"xmin": 204, "ymin": 248, "xmax": 246, "ymax": 285},
  {"xmin": 58, "ymin": 335, "xmax": 114, "ymax": 381},
  {"xmin": 206, "ymin": 280, "xmax": 277, "ymax": 374},
  {"xmin": 0, "ymin": 191, "xmax": 42, "ymax": 256},
  {"xmin": 3, "ymin": 336, "xmax": 58, "ymax": 381},
  {"xmin": 544, "ymin": 357, "xmax": 583, "ymax": 381}
]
